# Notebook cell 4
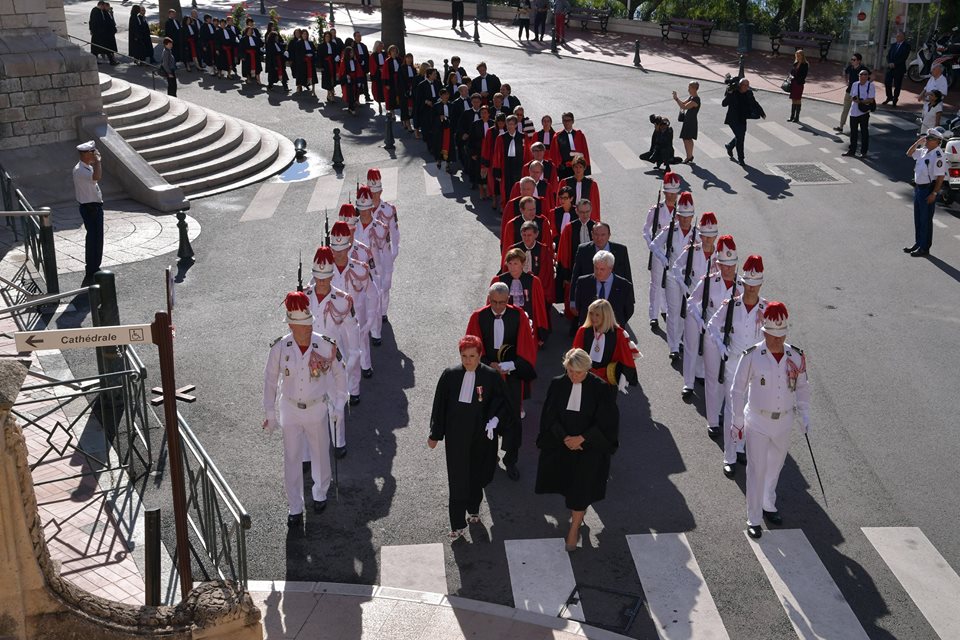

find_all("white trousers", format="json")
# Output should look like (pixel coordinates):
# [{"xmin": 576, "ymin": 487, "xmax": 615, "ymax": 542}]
[
  {"xmin": 280, "ymin": 402, "xmax": 331, "ymax": 513},
  {"xmin": 648, "ymin": 260, "xmax": 667, "ymax": 321},
  {"xmin": 365, "ymin": 279, "xmax": 383, "ymax": 341},
  {"xmin": 745, "ymin": 426, "xmax": 791, "ymax": 526},
  {"xmin": 664, "ymin": 277, "xmax": 684, "ymax": 352},
  {"xmin": 681, "ymin": 313, "xmax": 706, "ymax": 388},
  {"xmin": 702, "ymin": 338, "xmax": 745, "ymax": 463},
  {"xmin": 378, "ymin": 252, "xmax": 395, "ymax": 317}
]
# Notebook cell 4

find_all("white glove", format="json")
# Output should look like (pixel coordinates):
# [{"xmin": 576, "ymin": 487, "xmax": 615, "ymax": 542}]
[
  {"xmin": 262, "ymin": 418, "xmax": 277, "ymax": 435},
  {"xmin": 802, "ymin": 421, "xmax": 810, "ymax": 434},
  {"xmin": 499, "ymin": 361, "xmax": 516, "ymax": 373},
  {"xmin": 617, "ymin": 374, "xmax": 629, "ymax": 395},
  {"xmin": 284, "ymin": 51, "xmax": 289, "ymax": 59},
  {"xmin": 485, "ymin": 417, "xmax": 499, "ymax": 440}
]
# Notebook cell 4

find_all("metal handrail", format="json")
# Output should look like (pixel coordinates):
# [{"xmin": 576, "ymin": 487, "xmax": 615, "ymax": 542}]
[
  {"xmin": 66, "ymin": 34, "xmax": 160, "ymax": 90},
  {"xmin": 0, "ymin": 164, "xmax": 60, "ymax": 297},
  {"xmin": 0, "ymin": 286, "xmax": 94, "ymax": 317}
]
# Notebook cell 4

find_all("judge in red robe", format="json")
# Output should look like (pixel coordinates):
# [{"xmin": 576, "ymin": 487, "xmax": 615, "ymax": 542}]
[
  {"xmin": 491, "ymin": 248, "xmax": 549, "ymax": 346},
  {"xmin": 465, "ymin": 285, "xmax": 538, "ymax": 480},
  {"xmin": 572, "ymin": 299, "xmax": 639, "ymax": 392},
  {"xmin": 557, "ymin": 199, "xmax": 597, "ymax": 318},
  {"xmin": 369, "ymin": 44, "xmax": 386, "ymax": 110},
  {"xmin": 511, "ymin": 160, "xmax": 556, "ymax": 212},
  {"xmin": 556, "ymin": 112, "xmax": 592, "ymax": 180},
  {"xmin": 492, "ymin": 115, "xmax": 526, "ymax": 212},
  {"xmin": 504, "ymin": 221, "xmax": 556, "ymax": 305},
  {"xmin": 558, "ymin": 154, "xmax": 600, "ymax": 220},
  {"xmin": 501, "ymin": 195, "xmax": 553, "ymax": 256},
  {"xmin": 481, "ymin": 114, "xmax": 506, "ymax": 203},
  {"xmin": 338, "ymin": 46, "xmax": 364, "ymax": 113},
  {"xmin": 530, "ymin": 116, "xmax": 562, "ymax": 167},
  {"xmin": 550, "ymin": 185, "xmax": 576, "ymax": 249}
]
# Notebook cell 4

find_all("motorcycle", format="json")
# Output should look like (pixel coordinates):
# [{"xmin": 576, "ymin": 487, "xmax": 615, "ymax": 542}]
[
  {"xmin": 941, "ymin": 116, "xmax": 960, "ymax": 206},
  {"xmin": 908, "ymin": 26, "xmax": 960, "ymax": 87}
]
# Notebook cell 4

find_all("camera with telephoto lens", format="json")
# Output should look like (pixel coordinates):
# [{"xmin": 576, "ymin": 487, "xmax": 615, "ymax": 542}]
[{"xmin": 649, "ymin": 114, "xmax": 669, "ymax": 126}]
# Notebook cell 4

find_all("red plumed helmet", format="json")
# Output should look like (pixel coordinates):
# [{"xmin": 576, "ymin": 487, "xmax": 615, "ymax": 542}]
[
  {"xmin": 329, "ymin": 220, "xmax": 353, "ymax": 250},
  {"xmin": 284, "ymin": 291, "xmax": 313, "ymax": 325},
  {"xmin": 762, "ymin": 300, "xmax": 789, "ymax": 336},
  {"xmin": 698, "ymin": 212, "xmax": 718, "ymax": 236},
  {"xmin": 367, "ymin": 168, "xmax": 383, "ymax": 192},
  {"xmin": 663, "ymin": 171, "xmax": 681, "ymax": 193},
  {"xmin": 356, "ymin": 186, "xmax": 374, "ymax": 210},
  {"xmin": 677, "ymin": 191, "xmax": 695, "ymax": 216},
  {"xmin": 313, "ymin": 246, "xmax": 335, "ymax": 264},
  {"xmin": 338, "ymin": 203, "xmax": 358, "ymax": 222},
  {"xmin": 367, "ymin": 168, "xmax": 381, "ymax": 181},
  {"xmin": 741, "ymin": 254, "xmax": 764, "ymax": 285},
  {"xmin": 312, "ymin": 246, "xmax": 335, "ymax": 279},
  {"xmin": 764, "ymin": 300, "xmax": 788, "ymax": 321},
  {"xmin": 716, "ymin": 234, "xmax": 738, "ymax": 265}
]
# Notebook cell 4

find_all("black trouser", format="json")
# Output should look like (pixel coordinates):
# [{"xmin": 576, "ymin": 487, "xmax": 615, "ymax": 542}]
[
  {"xmin": 165, "ymin": 73, "xmax": 177, "ymax": 97},
  {"xmin": 78, "ymin": 202, "xmax": 104, "ymax": 278},
  {"xmin": 533, "ymin": 11, "xmax": 548, "ymax": 39},
  {"xmin": 452, "ymin": 1, "xmax": 464, "ymax": 27},
  {"xmin": 884, "ymin": 68, "xmax": 905, "ymax": 102},
  {"xmin": 449, "ymin": 485, "xmax": 483, "ymax": 530},
  {"xmin": 849, "ymin": 114, "xmax": 869, "ymax": 154},
  {"xmin": 726, "ymin": 121, "xmax": 746, "ymax": 161},
  {"xmin": 518, "ymin": 19, "xmax": 530, "ymax": 40}
]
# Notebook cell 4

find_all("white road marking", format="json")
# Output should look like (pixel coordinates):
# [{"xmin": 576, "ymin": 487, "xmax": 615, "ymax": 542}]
[
  {"xmin": 748, "ymin": 529, "xmax": 870, "ymax": 640},
  {"xmin": 863, "ymin": 527, "xmax": 960, "ymax": 639},
  {"xmin": 627, "ymin": 533, "xmax": 730, "ymax": 639},
  {"xmin": 743, "ymin": 133, "xmax": 772, "ymax": 153},
  {"xmin": 954, "ymin": 235, "xmax": 960, "ymax": 241},
  {"xmin": 819, "ymin": 147, "xmax": 832, "ymax": 154},
  {"xmin": 694, "ymin": 131, "xmax": 729, "ymax": 159},
  {"xmin": 603, "ymin": 141, "xmax": 644, "ymax": 170},
  {"xmin": 757, "ymin": 121, "xmax": 811, "ymax": 147},
  {"xmin": 378, "ymin": 166, "xmax": 399, "ymax": 202},
  {"xmin": 422, "ymin": 163, "xmax": 454, "ymax": 196},
  {"xmin": 886, "ymin": 191, "xmax": 903, "ymax": 199},
  {"xmin": 800, "ymin": 118, "xmax": 836, "ymax": 135},
  {"xmin": 868, "ymin": 179, "xmax": 883, "ymax": 187},
  {"xmin": 932, "ymin": 219, "xmax": 948, "ymax": 228},
  {"xmin": 835, "ymin": 157, "xmax": 848, "ymax": 164},
  {"xmin": 240, "ymin": 182, "xmax": 289, "ymax": 222},
  {"xmin": 870, "ymin": 112, "xmax": 917, "ymax": 130},
  {"xmin": 850, "ymin": 167, "xmax": 864, "ymax": 175},
  {"xmin": 504, "ymin": 538, "xmax": 583, "ymax": 620},
  {"xmin": 306, "ymin": 173, "xmax": 345, "ymax": 214},
  {"xmin": 379, "ymin": 543, "xmax": 448, "ymax": 594}
]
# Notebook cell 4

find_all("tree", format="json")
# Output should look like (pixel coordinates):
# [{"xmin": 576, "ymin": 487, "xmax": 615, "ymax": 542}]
[
  {"xmin": 159, "ymin": 0, "xmax": 183, "ymax": 19},
  {"xmin": 381, "ymin": 0, "xmax": 405, "ymax": 56}
]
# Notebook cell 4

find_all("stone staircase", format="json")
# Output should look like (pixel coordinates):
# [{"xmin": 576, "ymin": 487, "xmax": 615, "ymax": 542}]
[{"xmin": 98, "ymin": 73, "xmax": 294, "ymax": 199}]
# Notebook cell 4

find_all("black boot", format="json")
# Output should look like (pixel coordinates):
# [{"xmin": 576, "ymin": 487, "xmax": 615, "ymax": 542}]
[{"xmin": 793, "ymin": 104, "xmax": 801, "ymax": 122}]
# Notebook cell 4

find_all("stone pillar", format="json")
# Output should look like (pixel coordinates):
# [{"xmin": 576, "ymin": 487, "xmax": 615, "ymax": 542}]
[{"xmin": 0, "ymin": 0, "xmax": 103, "ymax": 150}]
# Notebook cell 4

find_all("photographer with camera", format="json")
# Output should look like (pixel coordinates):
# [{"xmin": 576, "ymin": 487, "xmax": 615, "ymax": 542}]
[
  {"xmin": 721, "ymin": 78, "xmax": 764, "ymax": 167},
  {"xmin": 843, "ymin": 69, "xmax": 875, "ymax": 159},
  {"xmin": 639, "ymin": 114, "xmax": 679, "ymax": 172}
]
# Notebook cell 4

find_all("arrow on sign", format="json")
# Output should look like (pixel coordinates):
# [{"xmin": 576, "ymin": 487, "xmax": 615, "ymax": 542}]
[{"xmin": 25, "ymin": 335, "xmax": 43, "ymax": 348}]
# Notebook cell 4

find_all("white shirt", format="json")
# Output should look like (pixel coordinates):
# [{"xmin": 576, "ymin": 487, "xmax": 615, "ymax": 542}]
[
  {"xmin": 566, "ymin": 382, "xmax": 582, "ymax": 412},
  {"xmin": 920, "ymin": 101, "xmax": 942, "ymax": 131},
  {"xmin": 579, "ymin": 221, "xmax": 590, "ymax": 244},
  {"xmin": 72, "ymin": 160, "xmax": 102, "ymax": 204},
  {"xmin": 480, "ymin": 77, "xmax": 488, "ymax": 93},
  {"xmin": 849, "ymin": 80, "xmax": 876, "ymax": 118},
  {"xmin": 923, "ymin": 74, "xmax": 949, "ymax": 99},
  {"xmin": 558, "ymin": 211, "xmax": 571, "ymax": 232},
  {"xmin": 493, "ymin": 314, "xmax": 504, "ymax": 349},
  {"xmin": 912, "ymin": 146, "xmax": 946, "ymax": 185},
  {"xmin": 566, "ymin": 130, "xmax": 576, "ymax": 150},
  {"xmin": 459, "ymin": 369, "xmax": 476, "ymax": 403},
  {"xmin": 507, "ymin": 138, "xmax": 516, "ymax": 157},
  {"xmin": 543, "ymin": 130, "xmax": 551, "ymax": 146}
]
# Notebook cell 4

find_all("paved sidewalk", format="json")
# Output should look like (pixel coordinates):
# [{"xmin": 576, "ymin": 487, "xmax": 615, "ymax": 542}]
[{"xmin": 248, "ymin": 580, "xmax": 629, "ymax": 639}]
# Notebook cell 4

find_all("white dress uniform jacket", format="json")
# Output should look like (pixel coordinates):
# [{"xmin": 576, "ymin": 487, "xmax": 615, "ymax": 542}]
[
  {"xmin": 374, "ymin": 200, "xmax": 400, "ymax": 316},
  {"xmin": 680, "ymin": 261, "xmax": 723, "ymax": 389},
  {"xmin": 331, "ymin": 258, "xmax": 379, "ymax": 371},
  {"xmin": 305, "ymin": 283, "xmax": 361, "ymax": 403},
  {"xmin": 652, "ymin": 225, "xmax": 695, "ymax": 352},
  {"xmin": 644, "ymin": 202, "xmax": 673, "ymax": 321}
]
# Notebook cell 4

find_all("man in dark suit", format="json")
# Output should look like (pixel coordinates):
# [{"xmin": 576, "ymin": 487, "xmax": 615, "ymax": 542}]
[
  {"xmin": 883, "ymin": 31, "xmax": 911, "ymax": 106},
  {"xmin": 569, "ymin": 221, "xmax": 632, "ymax": 304},
  {"xmin": 721, "ymin": 78, "xmax": 764, "ymax": 166},
  {"xmin": 469, "ymin": 62, "xmax": 501, "ymax": 104},
  {"xmin": 573, "ymin": 250, "xmax": 634, "ymax": 328}
]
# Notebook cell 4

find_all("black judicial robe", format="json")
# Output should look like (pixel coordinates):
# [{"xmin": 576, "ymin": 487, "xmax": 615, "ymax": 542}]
[
  {"xmin": 535, "ymin": 374, "xmax": 619, "ymax": 510},
  {"xmin": 429, "ymin": 364, "xmax": 513, "ymax": 500}
]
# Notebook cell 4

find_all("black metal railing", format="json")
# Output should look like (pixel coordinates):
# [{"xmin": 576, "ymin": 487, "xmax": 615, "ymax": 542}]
[{"xmin": 0, "ymin": 163, "xmax": 60, "ymax": 304}]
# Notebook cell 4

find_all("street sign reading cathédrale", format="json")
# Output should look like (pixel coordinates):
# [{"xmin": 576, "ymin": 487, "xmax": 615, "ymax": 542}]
[{"xmin": 14, "ymin": 324, "xmax": 153, "ymax": 351}]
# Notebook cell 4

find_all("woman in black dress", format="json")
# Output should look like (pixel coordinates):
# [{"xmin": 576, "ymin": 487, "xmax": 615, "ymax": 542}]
[
  {"xmin": 319, "ymin": 30, "xmax": 338, "ymax": 102},
  {"xmin": 535, "ymin": 348, "xmax": 619, "ymax": 551},
  {"xmin": 429, "ymin": 336, "xmax": 513, "ymax": 540},
  {"xmin": 788, "ymin": 49, "xmax": 809, "ymax": 123},
  {"xmin": 673, "ymin": 80, "xmax": 701, "ymax": 163}
]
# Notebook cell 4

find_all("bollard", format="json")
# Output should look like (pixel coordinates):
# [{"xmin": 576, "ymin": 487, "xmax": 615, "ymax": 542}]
[
  {"xmin": 329, "ymin": 1, "xmax": 335, "ymax": 26},
  {"xmin": 737, "ymin": 53, "xmax": 745, "ymax": 80},
  {"xmin": 176, "ymin": 210, "xmax": 194, "ymax": 264},
  {"xmin": 38, "ymin": 208, "xmax": 59, "ymax": 294},
  {"xmin": 633, "ymin": 40, "xmax": 641, "ymax": 67},
  {"xmin": 383, "ymin": 114, "xmax": 396, "ymax": 151},
  {"xmin": 551, "ymin": 26, "xmax": 558, "ymax": 52},
  {"xmin": 473, "ymin": 17, "xmax": 480, "ymax": 43},
  {"xmin": 332, "ymin": 128, "xmax": 345, "ymax": 170},
  {"xmin": 443, "ymin": 58, "xmax": 450, "ymax": 79},
  {"xmin": 260, "ymin": 0, "xmax": 265, "ymax": 14},
  {"xmin": 93, "ymin": 270, "xmax": 123, "ymax": 441},
  {"xmin": 145, "ymin": 508, "xmax": 161, "ymax": 606}
]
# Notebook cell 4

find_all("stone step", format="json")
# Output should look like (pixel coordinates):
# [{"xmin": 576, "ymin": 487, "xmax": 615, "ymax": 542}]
[
  {"xmin": 103, "ymin": 84, "xmax": 151, "ymax": 116},
  {"xmin": 149, "ymin": 115, "xmax": 242, "ymax": 172},
  {"xmin": 125, "ymin": 107, "xmax": 208, "ymax": 151},
  {"xmin": 160, "ymin": 123, "xmax": 263, "ymax": 184},
  {"xmin": 107, "ymin": 91, "xmax": 170, "ymax": 127},
  {"xmin": 178, "ymin": 130, "xmax": 285, "ymax": 197},
  {"xmin": 139, "ymin": 111, "xmax": 226, "ymax": 160},
  {"xmin": 113, "ymin": 98, "xmax": 188, "ymax": 138},
  {"xmin": 101, "ymin": 77, "xmax": 132, "ymax": 105},
  {"xmin": 98, "ymin": 72, "xmax": 112, "ymax": 92}
]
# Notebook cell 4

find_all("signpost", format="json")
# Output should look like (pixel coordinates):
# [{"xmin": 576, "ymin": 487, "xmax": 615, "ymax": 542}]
[{"xmin": 15, "ymin": 325, "xmax": 153, "ymax": 351}]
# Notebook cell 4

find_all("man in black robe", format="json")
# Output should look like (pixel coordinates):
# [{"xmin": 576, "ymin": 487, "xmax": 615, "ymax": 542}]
[
  {"xmin": 429, "ymin": 336, "xmax": 514, "ymax": 537},
  {"xmin": 164, "ymin": 9, "xmax": 181, "ymax": 68},
  {"xmin": 465, "ymin": 283, "xmax": 537, "ymax": 481},
  {"xmin": 494, "ymin": 115, "xmax": 526, "ymax": 212}
]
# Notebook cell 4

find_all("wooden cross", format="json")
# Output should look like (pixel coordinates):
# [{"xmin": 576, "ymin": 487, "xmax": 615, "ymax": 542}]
[{"xmin": 150, "ymin": 384, "xmax": 197, "ymax": 406}]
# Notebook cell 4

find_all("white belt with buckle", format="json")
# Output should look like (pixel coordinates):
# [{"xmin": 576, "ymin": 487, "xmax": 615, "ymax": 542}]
[
  {"xmin": 759, "ymin": 409, "xmax": 783, "ymax": 419},
  {"xmin": 286, "ymin": 396, "xmax": 322, "ymax": 410}
]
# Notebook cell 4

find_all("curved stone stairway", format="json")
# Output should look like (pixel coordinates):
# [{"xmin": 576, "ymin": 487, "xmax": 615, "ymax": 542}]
[{"xmin": 99, "ymin": 73, "xmax": 294, "ymax": 199}]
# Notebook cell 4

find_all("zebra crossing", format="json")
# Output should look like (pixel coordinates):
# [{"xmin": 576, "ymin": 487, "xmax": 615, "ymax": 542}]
[{"xmin": 378, "ymin": 527, "xmax": 960, "ymax": 639}]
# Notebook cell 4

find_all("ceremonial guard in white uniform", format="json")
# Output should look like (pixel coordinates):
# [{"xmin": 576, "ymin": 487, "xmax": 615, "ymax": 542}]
[
  {"xmin": 329, "ymin": 221, "xmax": 378, "ymax": 380},
  {"xmin": 263, "ymin": 292, "xmax": 347, "ymax": 526},
  {"xmin": 644, "ymin": 171, "xmax": 681, "ymax": 330},
  {"xmin": 367, "ymin": 168, "xmax": 400, "ymax": 319},
  {"xmin": 355, "ymin": 185, "xmax": 393, "ymax": 345},
  {"xmin": 306, "ymin": 245, "xmax": 361, "ymax": 414},
  {"xmin": 337, "ymin": 204, "xmax": 384, "ymax": 345},
  {"xmin": 652, "ymin": 191, "xmax": 695, "ymax": 358},
  {"xmin": 730, "ymin": 302, "xmax": 810, "ymax": 539},
  {"xmin": 672, "ymin": 214, "xmax": 718, "ymax": 397},
  {"xmin": 703, "ymin": 254, "xmax": 767, "ymax": 477}
]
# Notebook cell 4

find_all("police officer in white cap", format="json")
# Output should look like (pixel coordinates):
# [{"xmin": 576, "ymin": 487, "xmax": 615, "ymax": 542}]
[
  {"xmin": 263, "ymin": 291, "xmax": 347, "ymax": 526},
  {"xmin": 904, "ymin": 127, "xmax": 947, "ymax": 257},
  {"xmin": 730, "ymin": 301, "xmax": 810, "ymax": 539},
  {"xmin": 72, "ymin": 140, "xmax": 104, "ymax": 286}
]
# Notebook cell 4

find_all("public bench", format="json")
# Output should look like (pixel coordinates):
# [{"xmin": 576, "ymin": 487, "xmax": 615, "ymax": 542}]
[
  {"xmin": 565, "ymin": 7, "xmax": 612, "ymax": 33},
  {"xmin": 770, "ymin": 30, "xmax": 834, "ymax": 60},
  {"xmin": 660, "ymin": 17, "xmax": 715, "ymax": 46}
]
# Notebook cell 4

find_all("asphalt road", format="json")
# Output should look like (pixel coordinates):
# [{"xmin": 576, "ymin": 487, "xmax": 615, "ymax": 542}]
[{"xmin": 55, "ymin": 15, "xmax": 960, "ymax": 639}]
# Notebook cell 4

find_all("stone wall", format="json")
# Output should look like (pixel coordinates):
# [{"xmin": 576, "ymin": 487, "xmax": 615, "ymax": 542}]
[{"xmin": 0, "ymin": 0, "xmax": 102, "ymax": 151}]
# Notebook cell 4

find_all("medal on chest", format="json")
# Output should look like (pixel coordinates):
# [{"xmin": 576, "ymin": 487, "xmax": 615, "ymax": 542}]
[
  {"xmin": 476, "ymin": 385, "xmax": 484, "ymax": 402},
  {"xmin": 308, "ymin": 349, "xmax": 331, "ymax": 377},
  {"xmin": 760, "ymin": 376, "xmax": 765, "ymax": 386}
]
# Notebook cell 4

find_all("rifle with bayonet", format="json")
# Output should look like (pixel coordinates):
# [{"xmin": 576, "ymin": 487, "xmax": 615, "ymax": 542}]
[
  {"xmin": 297, "ymin": 249, "xmax": 303, "ymax": 292},
  {"xmin": 717, "ymin": 280, "xmax": 738, "ymax": 384},
  {"xmin": 697, "ymin": 267, "xmax": 714, "ymax": 356},
  {"xmin": 324, "ymin": 208, "xmax": 330, "ymax": 246},
  {"xmin": 660, "ymin": 209, "xmax": 677, "ymax": 289},
  {"xmin": 678, "ymin": 225, "xmax": 698, "ymax": 319},
  {"xmin": 646, "ymin": 183, "xmax": 662, "ymax": 271}
]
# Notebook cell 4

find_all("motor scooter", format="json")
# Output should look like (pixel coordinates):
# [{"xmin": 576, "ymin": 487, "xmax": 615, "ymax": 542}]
[
  {"xmin": 941, "ymin": 116, "xmax": 960, "ymax": 206},
  {"xmin": 908, "ymin": 26, "xmax": 959, "ymax": 85}
]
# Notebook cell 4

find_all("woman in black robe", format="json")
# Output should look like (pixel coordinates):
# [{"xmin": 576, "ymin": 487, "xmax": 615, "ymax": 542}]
[
  {"xmin": 318, "ymin": 30, "xmax": 338, "ymax": 102},
  {"xmin": 265, "ymin": 30, "xmax": 288, "ymax": 92},
  {"xmin": 292, "ymin": 29, "xmax": 317, "ymax": 95},
  {"xmin": 429, "ymin": 336, "xmax": 513, "ymax": 540},
  {"xmin": 239, "ymin": 26, "xmax": 262, "ymax": 85},
  {"xmin": 398, "ymin": 53, "xmax": 418, "ymax": 132},
  {"xmin": 535, "ymin": 348, "xmax": 619, "ymax": 551},
  {"xmin": 128, "ymin": 5, "xmax": 147, "ymax": 62}
]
